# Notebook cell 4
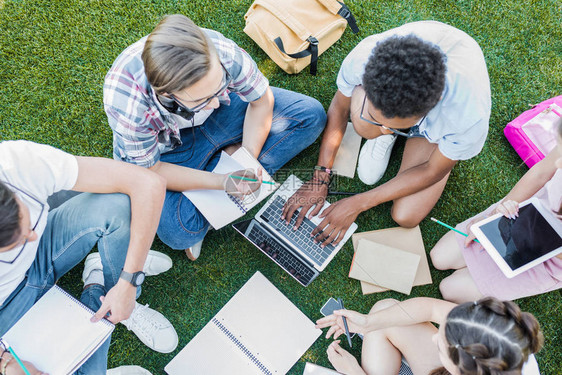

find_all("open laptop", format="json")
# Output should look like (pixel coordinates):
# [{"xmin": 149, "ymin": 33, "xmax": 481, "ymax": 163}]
[{"xmin": 233, "ymin": 174, "xmax": 358, "ymax": 286}]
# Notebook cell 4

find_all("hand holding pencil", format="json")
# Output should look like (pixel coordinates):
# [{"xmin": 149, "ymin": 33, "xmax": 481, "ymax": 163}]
[
  {"xmin": 0, "ymin": 345, "xmax": 46, "ymax": 375},
  {"xmin": 223, "ymin": 169, "xmax": 263, "ymax": 198}
]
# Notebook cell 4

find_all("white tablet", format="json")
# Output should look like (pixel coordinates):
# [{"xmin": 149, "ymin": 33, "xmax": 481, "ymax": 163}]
[{"xmin": 471, "ymin": 197, "xmax": 562, "ymax": 278}]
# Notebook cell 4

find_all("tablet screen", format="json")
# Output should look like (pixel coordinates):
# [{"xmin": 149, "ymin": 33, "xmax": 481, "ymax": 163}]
[{"xmin": 478, "ymin": 204, "xmax": 562, "ymax": 270}]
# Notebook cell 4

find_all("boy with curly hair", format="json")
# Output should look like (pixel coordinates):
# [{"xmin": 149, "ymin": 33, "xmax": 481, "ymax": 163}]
[{"xmin": 284, "ymin": 21, "xmax": 491, "ymax": 246}]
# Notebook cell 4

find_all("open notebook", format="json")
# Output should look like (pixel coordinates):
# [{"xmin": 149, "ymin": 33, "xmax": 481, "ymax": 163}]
[
  {"xmin": 165, "ymin": 271, "xmax": 321, "ymax": 375},
  {"xmin": 183, "ymin": 147, "xmax": 278, "ymax": 229},
  {"xmin": 2, "ymin": 285, "xmax": 114, "ymax": 375}
]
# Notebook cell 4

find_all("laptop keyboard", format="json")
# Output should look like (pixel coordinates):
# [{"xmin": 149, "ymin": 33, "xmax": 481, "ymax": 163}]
[
  {"xmin": 247, "ymin": 222, "xmax": 318, "ymax": 286},
  {"xmin": 260, "ymin": 196, "xmax": 335, "ymax": 266}
]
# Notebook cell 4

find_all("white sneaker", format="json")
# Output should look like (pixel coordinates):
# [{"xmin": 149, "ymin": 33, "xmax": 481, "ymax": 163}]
[
  {"xmin": 121, "ymin": 302, "xmax": 178, "ymax": 353},
  {"xmin": 142, "ymin": 250, "xmax": 173, "ymax": 276},
  {"xmin": 82, "ymin": 250, "xmax": 173, "ymax": 281},
  {"xmin": 107, "ymin": 365, "xmax": 152, "ymax": 375},
  {"xmin": 185, "ymin": 237, "xmax": 204, "ymax": 261},
  {"xmin": 357, "ymin": 134, "xmax": 397, "ymax": 185}
]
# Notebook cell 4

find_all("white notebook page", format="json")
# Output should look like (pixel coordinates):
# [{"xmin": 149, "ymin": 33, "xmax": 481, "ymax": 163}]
[
  {"xmin": 182, "ymin": 148, "xmax": 277, "ymax": 229},
  {"xmin": 3, "ymin": 285, "xmax": 114, "ymax": 375},
  {"xmin": 165, "ymin": 272, "xmax": 321, "ymax": 375}
]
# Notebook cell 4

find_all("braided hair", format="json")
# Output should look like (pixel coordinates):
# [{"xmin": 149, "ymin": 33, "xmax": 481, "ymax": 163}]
[{"xmin": 430, "ymin": 297, "xmax": 543, "ymax": 375}]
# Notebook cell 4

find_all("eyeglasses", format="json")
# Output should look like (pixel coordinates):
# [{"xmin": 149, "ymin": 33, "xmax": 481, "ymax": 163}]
[
  {"xmin": 169, "ymin": 65, "xmax": 232, "ymax": 119},
  {"xmin": 0, "ymin": 182, "xmax": 45, "ymax": 265},
  {"xmin": 359, "ymin": 95, "xmax": 426, "ymax": 138}
]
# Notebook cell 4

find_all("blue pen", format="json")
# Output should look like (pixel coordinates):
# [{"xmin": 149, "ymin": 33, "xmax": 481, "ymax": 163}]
[
  {"xmin": 337, "ymin": 298, "xmax": 353, "ymax": 348},
  {"xmin": 3, "ymin": 341, "xmax": 31, "ymax": 375}
]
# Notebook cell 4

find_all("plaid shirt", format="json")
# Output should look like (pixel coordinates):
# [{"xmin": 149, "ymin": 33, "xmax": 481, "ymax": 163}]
[{"xmin": 103, "ymin": 29, "xmax": 269, "ymax": 168}]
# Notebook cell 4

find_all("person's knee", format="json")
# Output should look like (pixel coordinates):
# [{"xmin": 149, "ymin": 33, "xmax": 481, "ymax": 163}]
[
  {"xmin": 157, "ymin": 195, "xmax": 209, "ymax": 249},
  {"xmin": 301, "ymin": 96, "xmax": 327, "ymax": 135},
  {"xmin": 439, "ymin": 277, "xmax": 462, "ymax": 303},
  {"xmin": 369, "ymin": 298, "xmax": 400, "ymax": 314},
  {"xmin": 390, "ymin": 205, "xmax": 423, "ymax": 228},
  {"xmin": 82, "ymin": 193, "xmax": 131, "ymax": 231},
  {"xmin": 430, "ymin": 246, "xmax": 448, "ymax": 270}
]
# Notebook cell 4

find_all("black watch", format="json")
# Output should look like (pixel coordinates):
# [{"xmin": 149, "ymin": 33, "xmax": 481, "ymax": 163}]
[{"xmin": 119, "ymin": 270, "xmax": 146, "ymax": 287}]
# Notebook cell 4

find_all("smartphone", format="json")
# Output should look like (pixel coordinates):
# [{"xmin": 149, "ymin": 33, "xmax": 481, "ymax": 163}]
[
  {"xmin": 320, "ymin": 297, "xmax": 341, "ymax": 316},
  {"xmin": 320, "ymin": 297, "xmax": 355, "ymax": 338}
]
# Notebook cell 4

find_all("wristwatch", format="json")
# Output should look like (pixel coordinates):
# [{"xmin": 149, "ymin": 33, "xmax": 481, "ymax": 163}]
[{"xmin": 119, "ymin": 270, "xmax": 146, "ymax": 287}]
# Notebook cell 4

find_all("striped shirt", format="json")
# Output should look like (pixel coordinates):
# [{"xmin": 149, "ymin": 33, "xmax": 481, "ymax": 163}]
[{"xmin": 103, "ymin": 29, "xmax": 269, "ymax": 168}]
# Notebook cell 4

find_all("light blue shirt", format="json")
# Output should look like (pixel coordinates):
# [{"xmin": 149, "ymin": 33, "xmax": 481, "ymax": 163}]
[{"xmin": 337, "ymin": 21, "xmax": 491, "ymax": 161}]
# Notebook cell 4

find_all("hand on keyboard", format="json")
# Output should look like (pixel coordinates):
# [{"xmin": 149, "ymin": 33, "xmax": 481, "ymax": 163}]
[
  {"xmin": 281, "ymin": 175, "xmax": 329, "ymax": 230},
  {"xmin": 311, "ymin": 196, "xmax": 362, "ymax": 247}
]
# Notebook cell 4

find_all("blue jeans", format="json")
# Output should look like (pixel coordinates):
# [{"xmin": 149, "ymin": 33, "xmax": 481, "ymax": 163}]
[
  {"xmin": 158, "ymin": 86, "xmax": 326, "ymax": 249},
  {"xmin": 0, "ymin": 193, "xmax": 133, "ymax": 374}
]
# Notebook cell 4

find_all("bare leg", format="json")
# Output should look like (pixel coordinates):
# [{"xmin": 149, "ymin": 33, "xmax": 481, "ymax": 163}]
[
  {"xmin": 391, "ymin": 138, "xmax": 451, "ymax": 228},
  {"xmin": 361, "ymin": 299, "xmax": 442, "ymax": 375},
  {"xmin": 430, "ymin": 231, "xmax": 467, "ymax": 270},
  {"xmin": 439, "ymin": 267, "xmax": 483, "ymax": 303}
]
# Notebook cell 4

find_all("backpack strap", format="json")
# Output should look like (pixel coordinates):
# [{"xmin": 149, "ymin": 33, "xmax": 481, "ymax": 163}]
[
  {"xmin": 317, "ymin": 0, "xmax": 360, "ymax": 33},
  {"xmin": 274, "ymin": 36, "xmax": 319, "ymax": 75},
  {"xmin": 336, "ymin": 1, "xmax": 359, "ymax": 33}
]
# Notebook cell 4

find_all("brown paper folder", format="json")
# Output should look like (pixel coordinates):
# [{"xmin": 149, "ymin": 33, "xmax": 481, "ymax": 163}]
[
  {"xmin": 332, "ymin": 122, "xmax": 362, "ymax": 178},
  {"xmin": 351, "ymin": 226, "xmax": 432, "ymax": 294},
  {"xmin": 349, "ymin": 239, "xmax": 420, "ymax": 295}
]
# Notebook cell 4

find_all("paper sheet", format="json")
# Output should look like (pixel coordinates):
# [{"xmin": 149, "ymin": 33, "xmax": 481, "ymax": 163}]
[
  {"xmin": 2, "ymin": 286, "xmax": 114, "ymax": 375},
  {"xmin": 351, "ymin": 226, "xmax": 432, "ymax": 294},
  {"xmin": 332, "ymin": 122, "xmax": 362, "ymax": 178},
  {"xmin": 182, "ymin": 148, "xmax": 277, "ymax": 229},
  {"xmin": 303, "ymin": 362, "xmax": 342, "ymax": 374},
  {"xmin": 165, "ymin": 272, "xmax": 321, "ymax": 375},
  {"xmin": 349, "ymin": 239, "xmax": 420, "ymax": 295}
]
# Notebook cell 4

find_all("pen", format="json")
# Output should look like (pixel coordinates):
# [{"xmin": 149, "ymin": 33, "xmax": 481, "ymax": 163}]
[
  {"xmin": 229, "ymin": 175, "xmax": 276, "ymax": 185},
  {"xmin": 337, "ymin": 298, "xmax": 353, "ymax": 348},
  {"xmin": 430, "ymin": 217, "xmax": 480, "ymax": 244},
  {"xmin": 3, "ymin": 341, "xmax": 31, "ymax": 375}
]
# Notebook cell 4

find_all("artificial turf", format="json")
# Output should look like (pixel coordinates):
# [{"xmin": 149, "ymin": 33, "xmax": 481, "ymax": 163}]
[{"xmin": 0, "ymin": 0, "xmax": 560, "ymax": 373}]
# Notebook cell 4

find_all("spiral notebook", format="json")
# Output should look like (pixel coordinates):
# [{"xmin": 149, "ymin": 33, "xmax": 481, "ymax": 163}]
[
  {"xmin": 182, "ymin": 147, "xmax": 278, "ymax": 230},
  {"xmin": 165, "ymin": 271, "xmax": 321, "ymax": 375},
  {"xmin": 1, "ymin": 285, "xmax": 114, "ymax": 375}
]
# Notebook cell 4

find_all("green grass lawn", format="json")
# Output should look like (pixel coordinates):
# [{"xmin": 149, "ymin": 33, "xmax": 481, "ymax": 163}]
[{"xmin": 1, "ymin": 0, "xmax": 560, "ymax": 373}]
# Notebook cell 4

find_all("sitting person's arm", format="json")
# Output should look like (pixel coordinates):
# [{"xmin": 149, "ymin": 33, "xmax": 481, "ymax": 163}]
[
  {"xmin": 241, "ymin": 87, "xmax": 274, "ymax": 159},
  {"xmin": 0, "ymin": 351, "xmax": 45, "ymax": 375},
  {"xmin": 107, "ymin": 107, "xmax": 252, "ymax": 193},
  {"xmin": 316, "ymin": 297, "xmax": 456, "ymax": 338},
  {"xmin": 463, "ymin": 146, "xmax": 561, "ymax": 246},
  {"xmin": 71, "ymin": 156, "xmax": 166, "ymax": 323},
  {"xmin": 311, "ymin": 147, "xmax": 457, "ymax": 246},
  {"xmin": 494, "ymin": 146, "xmax": 560, "ymax": 217}
]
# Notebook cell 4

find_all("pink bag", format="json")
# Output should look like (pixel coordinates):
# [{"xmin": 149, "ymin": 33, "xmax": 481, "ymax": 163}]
[{"xmin": 504, "ymin": 95, "xmax": 562, "ymax": 168}]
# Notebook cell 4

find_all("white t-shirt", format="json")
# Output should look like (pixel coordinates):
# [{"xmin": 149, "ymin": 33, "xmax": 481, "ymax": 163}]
[
  {"xmin": 337, "ymin": 21, "xmax": 491, "ymax": 161},
  {"xmin": 522, "ymin": 354, "xmax": 540, "ymax": 375},
  {"xmin": 0, "ymin": 141, "xmax": 79, "ymax": 305}
]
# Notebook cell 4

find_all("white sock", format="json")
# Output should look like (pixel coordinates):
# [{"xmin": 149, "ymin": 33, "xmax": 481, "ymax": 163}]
[{"xmin": 84, "ymin": 269, "xmax": 104, "ymax": 286}]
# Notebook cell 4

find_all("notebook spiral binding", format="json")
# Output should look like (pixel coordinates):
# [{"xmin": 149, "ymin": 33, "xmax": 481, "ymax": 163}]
[
  {"xmin": 55, "ymin": 285, "xmax": 113, "ymax": 327},
  {"xmin": 227, "ymin": 193, "xmax": 248, "ymax": 214},
  {"xmin": 212, "ymin": 318, "xmax": 272, "ymax": 375}
]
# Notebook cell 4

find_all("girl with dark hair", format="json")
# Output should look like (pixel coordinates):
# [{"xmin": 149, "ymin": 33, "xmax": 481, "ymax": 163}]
[
  {"xmin": 430, "ymin": 117, "xmax": 562, "ymax": 303},
  {"xmin": 315, "ymin": 296, "xmax": 543, "ymax": 375}
]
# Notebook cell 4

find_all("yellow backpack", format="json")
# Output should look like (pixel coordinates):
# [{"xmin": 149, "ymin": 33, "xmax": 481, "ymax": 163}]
[{"xmin": 244, "ymin": 0, "xmax": 359, "ymax": 75}]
